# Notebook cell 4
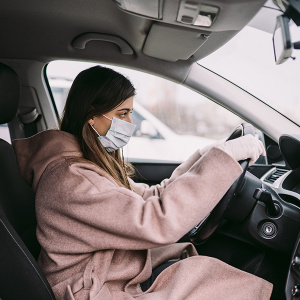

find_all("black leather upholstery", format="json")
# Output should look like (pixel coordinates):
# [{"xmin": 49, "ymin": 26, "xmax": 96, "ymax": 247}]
[
  {"xmin": 0, "ymin": 62, "xmax": 20, "ymax": 124},
  {"xmin": 0, "ymin": 201, "xmax": 55, "ymax": 299},
  {"xmin": 0, "ymin": 63, "xmax": 55, "ymax": 299},
  {"xmin": 0, "ymin": 139, "xmax": 40, "ymax": 259}
]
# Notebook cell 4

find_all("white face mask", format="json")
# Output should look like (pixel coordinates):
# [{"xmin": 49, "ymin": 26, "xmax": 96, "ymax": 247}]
[{"xmin": 90, "ymin": 115, "xmax": 136, "ymax": 152}]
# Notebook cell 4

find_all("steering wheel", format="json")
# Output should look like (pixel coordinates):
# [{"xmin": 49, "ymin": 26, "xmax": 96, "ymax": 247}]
[{"xmin": 189, "ymin": 123, "xmax": 255, "ymax": 245}]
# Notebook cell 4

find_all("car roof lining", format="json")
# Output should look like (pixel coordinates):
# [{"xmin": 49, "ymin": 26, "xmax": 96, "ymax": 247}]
[{"xmin": 0, "ymin": 0, "xmax": 265, "ymax": 82}]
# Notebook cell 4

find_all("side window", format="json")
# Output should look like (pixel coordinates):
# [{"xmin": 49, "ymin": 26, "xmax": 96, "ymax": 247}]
[
  {"xmin": 46, "ymin": 61, "xmax": 243, "ymax": 162},
  {"xmin": 49, "ymin": 78, "xmax": 73, "ymax": 116},
  {"xmin": 131, "ymin": 109, "xmax": 162, "ymax": 139},
  {"xmin": 0, "ymin": 123, "xmax": 11, "ymax": 143}
]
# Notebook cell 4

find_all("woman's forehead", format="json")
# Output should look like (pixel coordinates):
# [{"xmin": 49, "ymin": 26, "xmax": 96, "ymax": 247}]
[{"xmin": 115, "ymin": 96, "xmax": 134, "ymax": 110}]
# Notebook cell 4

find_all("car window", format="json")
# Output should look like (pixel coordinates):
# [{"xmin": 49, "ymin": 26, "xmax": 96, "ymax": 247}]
[
  {"xmin": 46, "ymin": 61, "xmax": 244, "ymax": 162},
  {"xmin": 0, "ymin": 123, "xmax": 11, "ymax": 143}
]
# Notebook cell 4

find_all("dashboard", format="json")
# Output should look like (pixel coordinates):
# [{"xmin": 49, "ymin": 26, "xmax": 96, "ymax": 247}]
[
  {"xmin": 261, "ymin": 135, "xmax": 300, "ymax": 300},
  {"xmin": 262, "ymin": 167, "xmax": 300, "ymax": 209}
]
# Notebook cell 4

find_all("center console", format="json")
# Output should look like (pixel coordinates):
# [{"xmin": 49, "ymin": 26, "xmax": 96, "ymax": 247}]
[{"xmin": 286, "ymin": 233, "xmax": 300, "ymax": 299}]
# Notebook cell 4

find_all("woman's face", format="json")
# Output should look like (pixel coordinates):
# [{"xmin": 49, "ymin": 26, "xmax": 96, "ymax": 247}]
[{"xmin": 88, "ymin": 96, "xmax": 134, "ymax": 136}]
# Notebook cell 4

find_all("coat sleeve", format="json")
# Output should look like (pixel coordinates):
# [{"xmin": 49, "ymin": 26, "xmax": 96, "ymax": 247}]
[
  {"xmin": 128, "ymin": 149, "xmax": 202, "ymax": 199},
  {"xmin": 36, "ymin": 147, "xmax": 242, "ymax": 253}
]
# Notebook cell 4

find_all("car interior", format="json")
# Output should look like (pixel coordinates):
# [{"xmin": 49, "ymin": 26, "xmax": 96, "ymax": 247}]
[{"xmin": 1, "ymin": 0, "xmax": 300, "ymax": 299}]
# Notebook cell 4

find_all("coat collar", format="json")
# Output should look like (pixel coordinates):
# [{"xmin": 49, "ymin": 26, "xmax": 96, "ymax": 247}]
[{"xmin": 13, "ymin": 130, "xmax": 82, "ymax": 191}]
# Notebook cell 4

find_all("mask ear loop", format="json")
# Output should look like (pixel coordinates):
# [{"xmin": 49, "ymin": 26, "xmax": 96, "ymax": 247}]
[
  {"xmin": 102, "ymin": 114, "xmax": 113, "ymax": 121},
  {"xmin": 89, "ymin": 123, "xmax": 101, "ymax": 137}
]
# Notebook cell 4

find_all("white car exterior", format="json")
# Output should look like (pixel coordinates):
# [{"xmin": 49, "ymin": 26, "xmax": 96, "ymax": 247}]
[{"xmin": 125, "ymin": 102, "xmax": 215, "ymax": 162}]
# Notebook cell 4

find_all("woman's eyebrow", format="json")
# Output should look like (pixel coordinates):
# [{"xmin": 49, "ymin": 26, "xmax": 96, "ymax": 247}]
[{"xmin": 117, "ymin": 108, "xmax": 134, "ymax": 112}]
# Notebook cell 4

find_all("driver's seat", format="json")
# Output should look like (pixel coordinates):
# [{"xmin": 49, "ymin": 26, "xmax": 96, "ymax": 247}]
[{"xmin": 0, "ymin": 62, "xmax": 55, "ymax": 299}]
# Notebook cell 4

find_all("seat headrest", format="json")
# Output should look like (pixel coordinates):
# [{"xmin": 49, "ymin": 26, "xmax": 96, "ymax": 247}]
[{"xmin": 0, "ymin": 63, "xmax": 20, "ymax": 124}]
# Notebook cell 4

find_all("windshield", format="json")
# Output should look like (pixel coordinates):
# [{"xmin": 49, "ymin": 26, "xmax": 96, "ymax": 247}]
[{"xmin": 198, "ymin": 4, "xmax": 300, "ymax": 127}]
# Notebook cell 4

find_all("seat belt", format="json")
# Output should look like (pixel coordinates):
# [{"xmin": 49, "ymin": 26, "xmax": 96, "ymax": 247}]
[{"xmin": 19, "ymin": 108, "xmax": 41, "ymax": 137}]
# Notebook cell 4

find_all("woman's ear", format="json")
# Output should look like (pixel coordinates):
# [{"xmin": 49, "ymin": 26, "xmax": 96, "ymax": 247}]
[{"xmin": 88, "ymin": 117, "xmax": 94, "ymax": 125}]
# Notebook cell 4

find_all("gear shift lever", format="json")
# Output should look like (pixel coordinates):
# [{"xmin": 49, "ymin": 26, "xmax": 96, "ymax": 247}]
[{"xmin": 253, "ymin": 188, "xmax": 280, "ymax": 217}]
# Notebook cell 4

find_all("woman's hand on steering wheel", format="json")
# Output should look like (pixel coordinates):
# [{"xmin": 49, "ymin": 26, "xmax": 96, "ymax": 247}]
[
  {"xmin": 217, "ymin": 134, "xmax": 266, "ymax": 166},
  {"xmin": 189, "ymin": 123, "xmax": 266, "ymax": 245}
]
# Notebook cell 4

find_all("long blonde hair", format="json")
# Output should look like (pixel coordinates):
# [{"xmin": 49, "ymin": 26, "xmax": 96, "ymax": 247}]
[{"xmin": 60, "ymin": 66, "xmax": 135, "ymax": 189}]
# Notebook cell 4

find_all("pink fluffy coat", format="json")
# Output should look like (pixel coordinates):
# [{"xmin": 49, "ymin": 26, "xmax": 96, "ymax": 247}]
[{"xmin": 13, "ymin": 130, "xmax": 272, "ymax": 300}]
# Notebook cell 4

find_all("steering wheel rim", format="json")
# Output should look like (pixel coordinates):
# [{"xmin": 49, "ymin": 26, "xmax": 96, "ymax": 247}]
[{"xmin": 189, "ymin": 123, "xmax": 255, "ymax": 245}]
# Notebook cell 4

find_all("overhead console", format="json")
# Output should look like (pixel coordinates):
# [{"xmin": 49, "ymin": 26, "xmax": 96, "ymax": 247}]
[
  {"xmin": 111, "ymin": 0, "xmax": 266, "ymax": 61},
  {"xmin": 112, "ymin": 0, "xmax": 163, "ymax": 19},
  {"xmin": 112, "ymin": 0, "xmax": 219, "ymax": 27}
]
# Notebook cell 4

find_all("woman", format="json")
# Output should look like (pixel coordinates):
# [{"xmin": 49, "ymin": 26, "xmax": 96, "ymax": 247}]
[{"xmin": 13, "ymin": 66, "xmax": 272, "ymax": 300}]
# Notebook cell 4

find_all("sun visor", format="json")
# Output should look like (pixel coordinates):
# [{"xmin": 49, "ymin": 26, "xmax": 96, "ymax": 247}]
[
  {"xmin": 279, "ymin": 134, "xmax": 300, "ymax": 170},
  {"xmin": 143, "ymin": 23, "xmax": 209, "ymax": 62}
]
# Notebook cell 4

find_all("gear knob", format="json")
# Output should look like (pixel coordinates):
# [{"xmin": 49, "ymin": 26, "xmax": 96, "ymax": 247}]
[{"xmin": 253, "ymin": 188, "xmax": 280, "ymax": 217}]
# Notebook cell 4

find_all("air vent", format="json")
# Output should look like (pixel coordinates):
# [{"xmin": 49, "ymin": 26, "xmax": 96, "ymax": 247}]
[{"xmin": 264, "ymin": 168, "xmax": 289, "ymax": 184}]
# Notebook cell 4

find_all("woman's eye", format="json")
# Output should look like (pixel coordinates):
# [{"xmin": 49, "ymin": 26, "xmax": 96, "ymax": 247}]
[{"xmin": 119, "ymin": 111, "xmax": 132, "ymax": 118}]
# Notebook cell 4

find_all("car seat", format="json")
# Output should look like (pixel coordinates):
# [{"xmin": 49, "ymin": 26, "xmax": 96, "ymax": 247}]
[{"xmin": 0, "ymin": 62, "xmax": 55, "ymax": 299}]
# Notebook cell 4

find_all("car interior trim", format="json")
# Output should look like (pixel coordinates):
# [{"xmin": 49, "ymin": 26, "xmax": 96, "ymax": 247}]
[
  {"xmin": 143, "ymin": 23, "xmax": 209, "ymax": 61},
  {"xmin": 72, "ymin": 33, "xmax": 135, "ymax": 55}
]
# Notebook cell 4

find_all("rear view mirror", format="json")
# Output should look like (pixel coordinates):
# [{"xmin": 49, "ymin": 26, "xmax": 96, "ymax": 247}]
[{"xmin": 273, "ymin": 15, "xmax": 292, "ymax": 65}]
